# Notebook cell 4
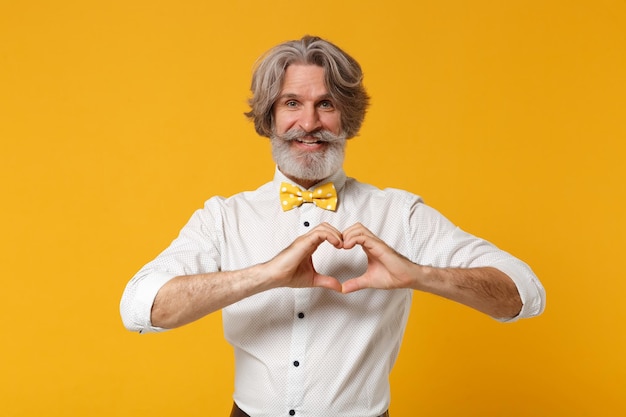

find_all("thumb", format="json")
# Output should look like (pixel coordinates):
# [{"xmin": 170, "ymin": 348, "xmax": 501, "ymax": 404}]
[
  {"xmin": 313, "ymin": 274, "xmax": 343, "ymax": 292},
  {"xmin": 341, "ymin": 276, "xmax": 365, "ymax": 294}
]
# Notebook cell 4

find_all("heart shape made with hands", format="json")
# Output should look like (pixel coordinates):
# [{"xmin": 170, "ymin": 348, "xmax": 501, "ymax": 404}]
[{"xmin": 288, "ymin": 222, "xmax": 412, "ymax": 294}]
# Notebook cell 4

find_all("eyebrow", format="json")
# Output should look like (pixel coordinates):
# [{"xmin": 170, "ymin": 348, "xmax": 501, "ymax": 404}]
[{"xmin": 277, "ymin": 93, "xmax": 334, "ymax": 101}]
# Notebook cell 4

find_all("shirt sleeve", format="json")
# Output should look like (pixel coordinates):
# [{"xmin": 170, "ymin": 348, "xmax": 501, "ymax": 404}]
[
  {"xmin": 120, "ymin": 199, "xmax": 224, "ymax": 333},
  {"xmin": 406, "ymin": 197, "xmax": 546, "ymax": 321}
]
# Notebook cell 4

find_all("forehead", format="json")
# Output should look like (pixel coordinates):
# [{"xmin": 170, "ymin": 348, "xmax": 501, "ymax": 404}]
[{"xmin": 280, "ymin": 64, "xmax": 328, "ymax": 95}]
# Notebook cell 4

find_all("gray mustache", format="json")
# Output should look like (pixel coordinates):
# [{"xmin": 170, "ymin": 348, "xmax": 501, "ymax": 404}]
[{"xmin": 279, "ymin": 129, "xmax": 343, "ymax": 143}]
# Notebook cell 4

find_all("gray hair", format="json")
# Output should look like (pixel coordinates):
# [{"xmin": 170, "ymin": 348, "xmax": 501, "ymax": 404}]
[{"xmin": 245, "ymin": 35, "xmax": 370, "ymax": 139}]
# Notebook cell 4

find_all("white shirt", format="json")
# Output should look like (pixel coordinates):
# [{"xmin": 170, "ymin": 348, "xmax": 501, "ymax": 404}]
[{"xmin": 120, "ymin": 167, "xmax": 545, "ymax": 417}]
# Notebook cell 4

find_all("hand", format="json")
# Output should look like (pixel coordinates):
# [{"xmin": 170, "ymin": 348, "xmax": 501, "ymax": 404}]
[
  {"xmin": 341, "ymin": 223, "xmax": 417, "ymax": 294},
  {"xmin": 263, "ymin": 222, "xmax": 344, "ymax": 292}
]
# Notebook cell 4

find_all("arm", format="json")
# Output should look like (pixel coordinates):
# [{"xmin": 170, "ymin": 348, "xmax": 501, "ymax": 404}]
[
  {"xmin": 341, "ymin": 223, "xmax": 523, "ymax": 319},
  {"xmin": 150, "ymin": 222, "xmax": 344, "ymax": 329}
]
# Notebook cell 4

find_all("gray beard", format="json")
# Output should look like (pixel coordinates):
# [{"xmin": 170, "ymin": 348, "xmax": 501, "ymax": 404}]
[{"xmin": 270, "ymin": 129, "xmax": 347, "ymax": 183}]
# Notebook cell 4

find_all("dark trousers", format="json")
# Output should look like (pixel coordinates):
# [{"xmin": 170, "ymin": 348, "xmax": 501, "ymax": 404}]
[{"xmin": 230, "ymin": 402, "xmax": 389, "ymax": 417}]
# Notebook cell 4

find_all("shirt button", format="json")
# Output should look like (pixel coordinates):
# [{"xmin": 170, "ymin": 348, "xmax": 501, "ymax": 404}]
[
  {"xmin": 297, "ymin": 312, "xmax": 304, "ymax": 319},
  {"xmin": 289, "ymin": 410, "xmax": 295, "ymax": 416},
  {"xmin": 293, "ymin": 361, "xmax": 300, "ymax": 367},
  {"xmin": 303, "ymin": 221, "xmax": 310, "ymax": 227}
]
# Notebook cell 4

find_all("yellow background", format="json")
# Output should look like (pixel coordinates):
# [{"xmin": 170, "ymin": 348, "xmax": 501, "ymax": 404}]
[{"xmin": 2, "ymin": 0, "xmax": 624, "ymax": 416}]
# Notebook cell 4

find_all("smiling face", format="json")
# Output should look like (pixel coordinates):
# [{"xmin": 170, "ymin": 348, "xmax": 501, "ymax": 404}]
[{"xmin": 271, "ymin": 64, "xmax": 346, "ymax": 188}]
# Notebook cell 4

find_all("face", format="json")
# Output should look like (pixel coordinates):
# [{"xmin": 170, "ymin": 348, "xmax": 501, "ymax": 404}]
[{"xmin": 271, "ymin": 64, "xmax": 346, "ymax": 187}]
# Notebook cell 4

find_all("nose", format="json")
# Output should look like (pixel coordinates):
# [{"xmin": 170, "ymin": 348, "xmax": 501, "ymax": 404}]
[{"xmin": 298, "ymin": 104, "xmax": 322, "ymax": 133}]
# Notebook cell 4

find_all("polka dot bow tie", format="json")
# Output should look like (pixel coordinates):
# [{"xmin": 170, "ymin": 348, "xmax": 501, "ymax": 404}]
[{"xmin": 280, "ymin": 182, "xmax": 338, "ymax": 212}]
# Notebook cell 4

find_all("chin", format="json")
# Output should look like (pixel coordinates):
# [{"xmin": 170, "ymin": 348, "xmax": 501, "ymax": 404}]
[{"xmin": 272, "ymin": 138, "xmax": 345, "ymax": 182}]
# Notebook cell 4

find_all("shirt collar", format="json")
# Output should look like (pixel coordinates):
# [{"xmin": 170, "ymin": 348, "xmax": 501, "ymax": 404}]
[{"xmin": 273, "ymin": 166, "xmax": 347, "ymax": 193}]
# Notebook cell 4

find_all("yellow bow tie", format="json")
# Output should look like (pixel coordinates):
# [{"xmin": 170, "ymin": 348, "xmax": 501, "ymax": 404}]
[{"xmin": 280, "ymin": 182, "xmax": 338, "ymax": 211}]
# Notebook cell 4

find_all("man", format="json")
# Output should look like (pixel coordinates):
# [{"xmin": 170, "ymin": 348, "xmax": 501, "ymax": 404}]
[{"xmin": 120, "ymin": 35, "xmax": 545, "ymax": 417}]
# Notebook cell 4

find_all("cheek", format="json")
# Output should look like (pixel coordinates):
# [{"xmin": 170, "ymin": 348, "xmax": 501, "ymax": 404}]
[
  {"xmin": 323, "ymin": 114, "xmax": 342, "ymax": 134},
  {"xmin": 273, "ymin": 113, "xmax": 294, "ymax": 134}
]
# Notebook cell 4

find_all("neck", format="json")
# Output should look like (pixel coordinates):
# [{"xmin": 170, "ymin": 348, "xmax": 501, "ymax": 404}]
[{"xmin": 284, "ymin": 174, "xmax": 321, "ymax": 190}]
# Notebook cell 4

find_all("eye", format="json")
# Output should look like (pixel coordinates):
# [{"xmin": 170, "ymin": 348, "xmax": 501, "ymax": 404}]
[
  {"xmin": 285, "ymin": 100, "xmax": 298, "ymax": 107},
  {"xmin": 318, "ymin": 100, "xmax": 334, "ymax": 109}
]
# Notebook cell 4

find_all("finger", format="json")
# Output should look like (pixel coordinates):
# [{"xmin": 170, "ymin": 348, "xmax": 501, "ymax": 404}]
[
  {"xmin": 296, "ymin": 227, "xmax": 340, "ymax": 252},
  {"xmin": 342, "ymin": 224, "xmax": 377, "ymax": 249},
  {"xmin": 342, "ymin": 222, "xmax": 369, "ymax": 236},
  {"xmin": 313, "ymin": 274, "xmax": 343, "ymax": 292},
  {"xmin": 309, "ymin": 222, "xmax": 344, "ymax": 248},
  {"xmin": 341, "ymin": 277, "xmax": 365, "ymax": 294},
  {"xmin": 317, "ymin": 221, "xmax": 342, "ymax": 233}
]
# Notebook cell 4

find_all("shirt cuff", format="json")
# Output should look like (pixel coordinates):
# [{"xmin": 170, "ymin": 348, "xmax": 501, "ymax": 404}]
[
  {"xmin": 133, "ymin": 270, "xmax": 177, "ymax": 334},
  {"xmin": 491, "ymin": 261, "xmax": 546, "ymax": 323}
]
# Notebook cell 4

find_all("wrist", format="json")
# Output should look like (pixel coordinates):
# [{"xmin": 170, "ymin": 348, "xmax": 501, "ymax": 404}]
[
  {"xmin": 411, "ymin": 264, "xmax": 441, "ymax": 292},
  {"xmin": 248, "ymin": 262, "xmax": 283, "ymax": 292}
]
